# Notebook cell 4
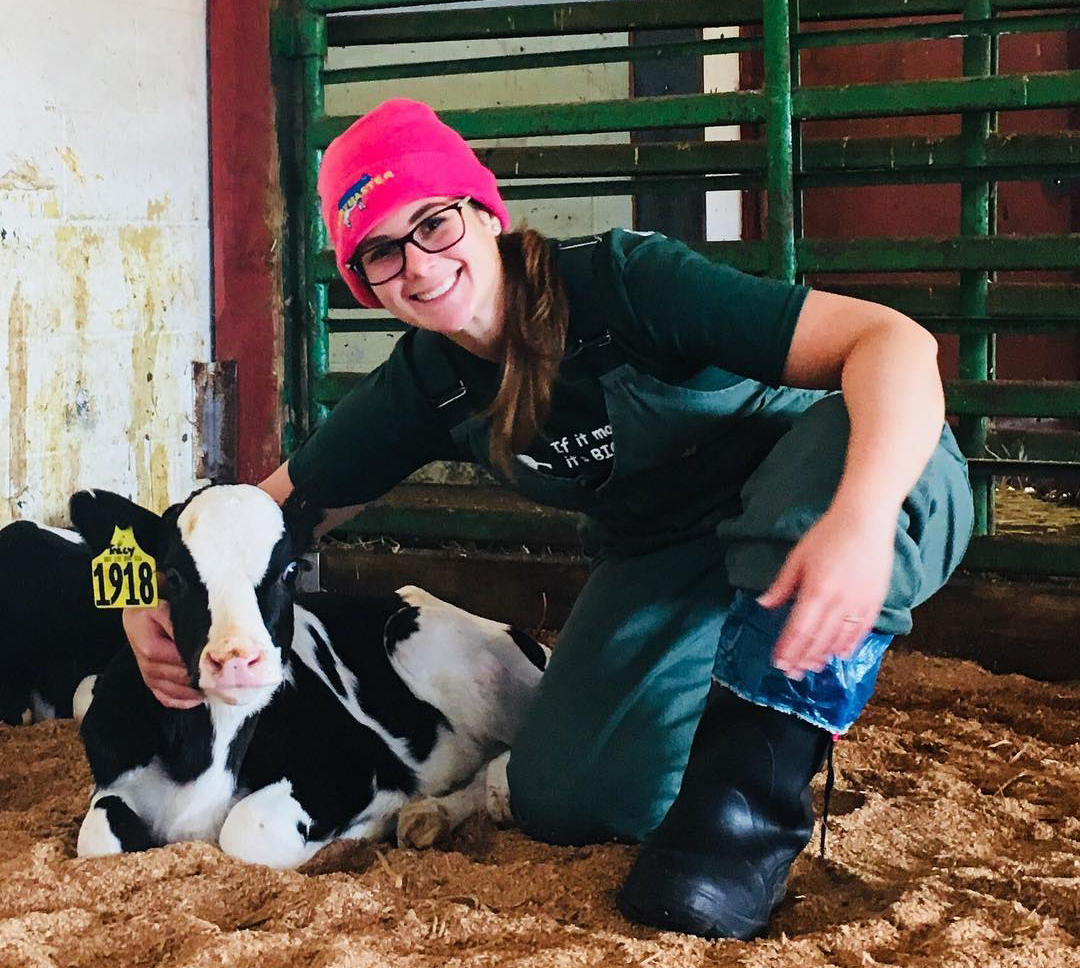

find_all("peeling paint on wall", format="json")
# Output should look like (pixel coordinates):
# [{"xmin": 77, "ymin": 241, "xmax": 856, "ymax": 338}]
[
  {"xmin": 146, "ymin": 194, "xmax": 171, "ymax": 221},
  {"xmin": 0, "ymin": 0, "xmax": 211, "ymax": 526},
  {"xmin": 59, "ymin": 147, "xmax": 86, "ymax": 186},
  {"xmin": 6, "ymin": 284, "xmax": 29, "ymax": 519},
  {"xmin": 122, "ymin": 225, "xmax": 190, "ymax": 514},
  {"xmin": 0, "ymin": 158, "xmax": 55, "ymax": 192}
]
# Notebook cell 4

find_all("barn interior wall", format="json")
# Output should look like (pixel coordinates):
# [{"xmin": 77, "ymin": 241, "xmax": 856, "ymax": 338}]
[{"xmin": 0, "ymin": 0, "xmax": 212, "ymax": 525}]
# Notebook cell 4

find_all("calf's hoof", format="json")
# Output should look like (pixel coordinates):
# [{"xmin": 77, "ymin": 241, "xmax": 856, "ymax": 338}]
[
  {"xmin": 484, "ymin": 753, "xmax": 514, "ymax": 826},
  {"xmin": 396, "ymin": 799, "xmax": 450, "ymax": 849},
  {"xmin": 77, "ymin": 795, "xmax": 154, "ymax": 857}
]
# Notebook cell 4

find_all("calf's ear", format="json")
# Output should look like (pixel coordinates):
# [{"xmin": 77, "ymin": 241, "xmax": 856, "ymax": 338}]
[
  {"xmin": 68, "ymin": 490, "xmax": 167, "ymax": 558},
  {"xmin": 281, "ymin": 490, "xmax": 325, "ymax": 552}
]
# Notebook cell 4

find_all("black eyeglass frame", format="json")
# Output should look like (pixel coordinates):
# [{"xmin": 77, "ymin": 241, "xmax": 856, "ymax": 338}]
[{"xmin": 347, "ymin": 196, "xmax": 472, "ymax": 287}]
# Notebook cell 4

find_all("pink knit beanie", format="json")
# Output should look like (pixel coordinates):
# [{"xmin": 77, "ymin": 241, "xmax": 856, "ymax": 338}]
[{"xmin": 317, "ymin": 98, "xmax": 511, "ymax": 308}]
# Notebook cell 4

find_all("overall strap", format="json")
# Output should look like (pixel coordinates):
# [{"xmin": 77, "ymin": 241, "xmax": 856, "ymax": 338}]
[
  {"xmin": 411, "ymin": 330, "xmax": 475, "ymax": 433},
  {"xmin": 556, "ymin": 235, "xmax": 627, "ymax": 379}
]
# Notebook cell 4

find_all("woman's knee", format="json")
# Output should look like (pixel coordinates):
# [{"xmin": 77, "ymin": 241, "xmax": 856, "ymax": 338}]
[
  {"xmin": 507, "ymin": 714, "xmax": 687, "ymax": 846},
  {"xmin": 506, "ymin": 723, "xmax": 616, "ymax": 845}
]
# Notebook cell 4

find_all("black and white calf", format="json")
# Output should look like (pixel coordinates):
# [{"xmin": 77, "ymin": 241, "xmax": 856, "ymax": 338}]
[
  {"xmin": 0, "ymin": 519, "xmax": 125, "ymax": 725},
  {"xmin": 71, "ymin": 484, "xmax": 547, "ymax": 868}
]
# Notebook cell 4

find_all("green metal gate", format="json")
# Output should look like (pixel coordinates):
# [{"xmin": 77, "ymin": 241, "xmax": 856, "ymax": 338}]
[{"xmin": 273, "ymin": 0, "xmax": 1080, "ymax": 575}]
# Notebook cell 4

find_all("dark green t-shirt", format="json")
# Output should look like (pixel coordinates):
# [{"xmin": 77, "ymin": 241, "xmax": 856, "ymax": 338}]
[{"xmin": 289, "ymin": 229, "xmax": 809, "ymax": 508}]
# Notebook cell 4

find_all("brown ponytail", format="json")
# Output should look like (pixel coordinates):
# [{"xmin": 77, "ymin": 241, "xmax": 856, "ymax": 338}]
[{"xmin": 486, "ymin": 227, "xmax": 569, "ymax": 476}]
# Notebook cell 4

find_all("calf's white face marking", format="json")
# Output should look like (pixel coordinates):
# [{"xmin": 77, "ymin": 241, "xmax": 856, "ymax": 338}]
[{"xmin": 178, "ymin": 485, "xmax": 288, "ymax": 705}]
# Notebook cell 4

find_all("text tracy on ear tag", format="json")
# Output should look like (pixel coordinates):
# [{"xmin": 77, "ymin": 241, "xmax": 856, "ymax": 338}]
[{"xmin": 90, "ymin": 525, "xmax": 158, "ymax": 609}]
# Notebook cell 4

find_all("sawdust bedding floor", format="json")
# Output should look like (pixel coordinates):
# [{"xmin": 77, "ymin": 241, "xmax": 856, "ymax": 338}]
[{"xmin": 0, "ymin": 649, "xmax": 1078, "ymax": 968}]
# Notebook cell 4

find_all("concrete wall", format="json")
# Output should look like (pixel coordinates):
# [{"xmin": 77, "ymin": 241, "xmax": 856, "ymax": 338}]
[{"xmin": 0, "ymin": 0, "xmax": 211, "ymax": 524}]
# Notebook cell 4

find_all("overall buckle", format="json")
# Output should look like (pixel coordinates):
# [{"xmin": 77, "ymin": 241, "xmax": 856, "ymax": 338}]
[{"xmin": 434, "ymin": 381, "xmax": 468, "ymax": 409}]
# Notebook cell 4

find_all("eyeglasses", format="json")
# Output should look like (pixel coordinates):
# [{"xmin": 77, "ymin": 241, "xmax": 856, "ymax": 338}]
[{"xmin": 348, "ymin": 197, "xmax": 472, "ymax": 286}]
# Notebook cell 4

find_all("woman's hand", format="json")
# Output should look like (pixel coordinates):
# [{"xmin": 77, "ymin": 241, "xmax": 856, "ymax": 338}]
[
  {"xmin": 757, "ymin": 507, "xmax": 894, "ymax": 679},
  {"xmin": 122, "ymin": 602, "xmax": 203, "ymax": 709}
]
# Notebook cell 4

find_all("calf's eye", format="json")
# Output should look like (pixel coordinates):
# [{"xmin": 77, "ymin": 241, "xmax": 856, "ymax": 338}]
[
  {"xmin": 164, "ymin": 568, "xmax": 187, "ymax": 595},
  {"xmin": 282, "ymin": 560, "xmax": 300, "ymax": 583}
]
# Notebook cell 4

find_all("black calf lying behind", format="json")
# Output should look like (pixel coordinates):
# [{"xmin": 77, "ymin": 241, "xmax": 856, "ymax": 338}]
[
  {"xmin": 0, "ymin": 520, "xmax": 125, "ymax": 724},
  {"xmin": 72, "ymin": 485, "xmax": 547, "ymax": 868}
]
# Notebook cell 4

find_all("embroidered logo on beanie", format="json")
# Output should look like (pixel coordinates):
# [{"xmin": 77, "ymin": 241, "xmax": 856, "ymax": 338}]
[{"xmin": 337, "ymin": 170, "xmax": 396, "ymax": 229}]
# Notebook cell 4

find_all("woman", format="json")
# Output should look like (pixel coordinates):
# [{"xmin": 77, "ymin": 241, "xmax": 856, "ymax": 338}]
[{"xmin": 125, "ymin": 98, "xmax": 973, "ymax": 939}]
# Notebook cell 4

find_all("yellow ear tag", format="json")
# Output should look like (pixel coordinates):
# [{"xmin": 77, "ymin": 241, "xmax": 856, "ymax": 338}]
[{"xmin": 90, "ymin": 525, "xmax": 159, "ymax": 609}]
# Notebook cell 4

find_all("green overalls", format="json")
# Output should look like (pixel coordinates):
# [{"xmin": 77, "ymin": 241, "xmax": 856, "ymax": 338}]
[{"xmin": 414, "ymin": 235, "xmax": 974, "ymax": 845}]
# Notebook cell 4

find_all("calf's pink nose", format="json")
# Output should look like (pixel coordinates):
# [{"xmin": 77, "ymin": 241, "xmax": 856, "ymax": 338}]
[{"xmin": 205, "ymin": 650, "xmax": 265, "ymax": 688}]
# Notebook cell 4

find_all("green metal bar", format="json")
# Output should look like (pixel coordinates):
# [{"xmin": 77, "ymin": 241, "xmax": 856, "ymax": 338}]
[
  {"xmin": 494, "ymin": 160, "xmax": 1079, "ymax": 200},
  {"xmin": 336, "ymin": 486, "xmax": 584, "ymax": 546},
  {"xmin": 809, "ymin": 0, "xmax": 1066, "ymax": 14},
  {"xmin": 310, "ymin": 73, "xmax": 1080, "ymax": 148},
  {"xmin": 946, "ymin": 380, "xmax": 1080, "ymax": 417},
  {"xmin": 793, "ymin": 71, "xmax": 1080, "ymax": 121},
  {"xmin": 956, "ymin": 0, "xmax": 996, "ymax": 535},
  {"xmin": 790, "ymin": 0, "xmax": 805, "ymax": 283},
  {"xmin": 798, "ymin": 13, "xmax": 1080, "ymax": 50},
  {"xmin": 307, "ymin": 162, "xmax": 1078, "ymax": 203},
  {"xmin": 320, "ymin": 14, "xmax": 1079, "ymax": 84},
  {"xmin": 793, "ymin": 235, "xmax": 1080, "ymax": 272},
  {"xmin": 798, "ymin": 162, "xmax": 1080, "ymax": 189},
  {"xmin": 319, "ymin": 0, "xmax": 1075, "ymax": 44},
  {"xmin": 498, "ymin": 175, "xmax": 761, "ymax": 201},
  {"xmin": 967, "ymin": 459, "xmax": 1080, "ymax": 476},
  {"xmin": 328, "ymin": 316, "xmax": 408, "ymax": 334},
  {"xmin": 476, "ymin": 141, "xmax": 766, "ymax": 177},
  {"xmin": 301, "ymin": 12, "xmax": 330, "ymax": 432},
  {"xmin": 469, "ymin": 133, "xmax": 1080, "ymax": 179},
  {"xmin": 919, "ymin": 316, "xmax": 1080, "ymax": 335},
  {"xmin": 312, "ymin": 0, "xmax": 530, "ymax": 7},
  {"xmin": 310, "ymin": 0, "xmax": 1073, "ymax": 13},
  {"xmin": 311, "ymin": 0, "xmax": 1070, "ymax": 9},
  {"xmin": 989, "ymin": 285, "xmax": 1080, "ymax": 317},
  {"xmin": 804, "ymin": 132, "xmax": 1080, "ymax": 173},
  {"xmin": 831, "ymin": 283, "xmax": 1080, "ymax": 319},
  {"xmin": 498, "ymin": 163, "xmax": 1080, "ymax": 193},
  {"xmin": 323, "ymin": 36, "xmax": 762, "ymax": 85},
  {"xmin": 989, "ymin": 428, "xmax": 1080, "ymax": 463},
  {"xmin": 311, "ymin": 0, "xmax": 525, "ymax": 8},
  {"xmin": 965, "ymin": 535, "xmax": 1080, "ymax": 577},
  {"xmin": 325, "ymin": 0, "xmax": 759, "ymax": 44},
  {"xmin": 310, "ymin": 92, "xmax": 767, "ymax": 147}
]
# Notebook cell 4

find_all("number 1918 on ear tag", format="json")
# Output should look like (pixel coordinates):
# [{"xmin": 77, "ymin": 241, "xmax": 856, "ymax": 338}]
[{"xmin": 90, "ymin": 526, "xmax": 158, "ymax": 609}]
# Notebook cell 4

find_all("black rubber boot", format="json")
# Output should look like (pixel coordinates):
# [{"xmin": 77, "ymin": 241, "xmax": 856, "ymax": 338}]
[{"xmin": 616, "ymin": 684, "xmax": 831, "ymax": 940}]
